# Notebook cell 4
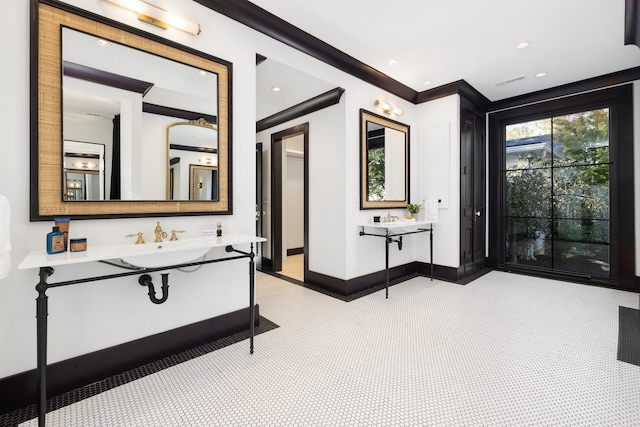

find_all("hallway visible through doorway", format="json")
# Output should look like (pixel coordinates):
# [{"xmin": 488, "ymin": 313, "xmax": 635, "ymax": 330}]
[{"xmin": 280, "ymin": 254, "xmax": 304, "ymax": 282}]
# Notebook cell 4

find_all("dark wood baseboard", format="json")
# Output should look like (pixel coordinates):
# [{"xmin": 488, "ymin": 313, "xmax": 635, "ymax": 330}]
[
  {"xmin": 414, "ymin": 262, "xmax": 461, "ymax": 282},
  {"xmin": 261, "ymin": 257, "xmax": 273, "ymax": 270},
  {"xmin": 0, "ymin": 305, "xmax": 259, "ymax": 415},
  {"xmin": 287, "ymin": 247, "xmax": 304, "ymax": 256},
  {"xmin": 305, "ymin": 262, "xmax": 461, "ymax": 296}
]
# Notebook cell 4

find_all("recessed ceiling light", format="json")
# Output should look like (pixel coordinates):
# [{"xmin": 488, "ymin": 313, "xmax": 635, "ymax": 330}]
[
  {"xmin": 170, "ymin": 99, "xmax": 178, "ymax": 104},
  {"xmin": 271, "ymin": 87, "xmax": 281, "ymax": 92},
  {"xmin": 516, "ymin": 42, "xmax": 530, "ymax": 49},
  {"xmin": 387, "ymin": 59, "xmax": 398, "ymax": 66},
  {"xmin": 97, "ymin": 39, "xmax": 110, "ymax": 47},
  {"xmin": 198, "ymin": 70, "xmax": 208, "ymax": 76},
  {"xmin": 423, "ymin": 80, "xmax": 432, "ymax": 86},
  {"xmin": 535, "ymin": 72, "xmax": 547, "ymax": 78}
]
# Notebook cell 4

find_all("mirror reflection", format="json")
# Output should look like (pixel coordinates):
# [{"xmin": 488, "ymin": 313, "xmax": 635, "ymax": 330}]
[
  {"xmin": 62, "ymin": 27, "xmax": 218, "ymax": 201},
  {"xmin": 63, "ymin": 140, "xmax": 105, "ymax": 201},
  {"xmin": 189, "ymin": 165, "xmax": 219, "ymax": 201},
  {"xmin": 167, "ymin": 119, "xmax": 218, "ymax": 200},
  {"xmin": 360, "ymin": 109, "xmax": 410, "ymax": 209},
  {"xmin": 366, "ymin": 123, "xmax": 406, "ymax": 201}
]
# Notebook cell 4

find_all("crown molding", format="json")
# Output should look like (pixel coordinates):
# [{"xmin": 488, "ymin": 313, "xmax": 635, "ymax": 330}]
[{"xmin": 257, "ymin": 87, "xmax": 345, "ymax": 132}]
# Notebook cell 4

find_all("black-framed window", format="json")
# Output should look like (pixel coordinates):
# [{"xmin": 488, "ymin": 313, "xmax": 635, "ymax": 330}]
[{"xmin": 488, "ymin": 85, "xmax": 635, "ymax": 290}]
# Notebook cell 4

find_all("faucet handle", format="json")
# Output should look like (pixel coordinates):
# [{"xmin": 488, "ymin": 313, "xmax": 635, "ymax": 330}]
[
  {"xmin": 126, "ymin": 232, "xmax": 145, "ymax": 244},
  {"xmin": 170, "ymin": 230, "xmax": 185, "ymax": 241}
]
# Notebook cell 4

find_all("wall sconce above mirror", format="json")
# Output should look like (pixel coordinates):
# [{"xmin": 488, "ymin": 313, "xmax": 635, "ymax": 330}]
[
  {"xmin": 374, "ymin": 99, "xmax": 403, "ymax": 116},
  {"xmin": 104, "ymin": 0, "xmax": 201, "ymax": 35},
  {"xmin": 360, "ymin": 109, "xmax": 410, "ymax": 209},
  {"xmin": 31, "ymin": 0, "xmax": 230, "ymax": 220}
]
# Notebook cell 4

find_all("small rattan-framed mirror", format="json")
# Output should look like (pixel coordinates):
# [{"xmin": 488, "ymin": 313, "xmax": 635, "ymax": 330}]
[{"xmin": 359, "ymin": 109, "xmax": 410, "ymax": 209}]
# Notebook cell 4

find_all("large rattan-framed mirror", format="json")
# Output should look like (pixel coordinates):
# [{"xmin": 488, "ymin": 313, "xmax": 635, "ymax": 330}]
[
  {"xmin": 31, "ymin": 0, "xmax": 231, "ymax": 220},
  {"xmin": 359, "ymin": 109, "xmax": 410, "ymax": 209}
]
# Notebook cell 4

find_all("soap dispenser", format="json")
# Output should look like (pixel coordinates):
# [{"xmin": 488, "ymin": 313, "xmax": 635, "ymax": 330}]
[{"xmin": 46, "ymin": 226, "xmax": 66, "ymax": 254}]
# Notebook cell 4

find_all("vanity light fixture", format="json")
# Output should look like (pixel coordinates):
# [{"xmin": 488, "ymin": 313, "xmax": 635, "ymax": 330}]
[
  {"xmin": 374, "ymin": 99, "xmax": 403, "ymax": 116},
  {"xmin": 103, "ymin": 0, "xmax": 201, "ymax": 35},
  {"xmin": 73, "ymin": 162, "xmax": 97, "ymax": 169}
]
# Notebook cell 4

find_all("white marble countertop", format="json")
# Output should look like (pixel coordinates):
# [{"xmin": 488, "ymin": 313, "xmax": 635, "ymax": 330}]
[{"xmin": 19, "ymin": 234, "xmax": 266, "ymax": 270}]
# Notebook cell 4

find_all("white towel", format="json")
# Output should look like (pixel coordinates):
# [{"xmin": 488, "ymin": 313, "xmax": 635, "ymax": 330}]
[
  {"xmin": 423, "ymin": 199, "xmax": 439, "ymax": 222},
  {"xmin": 0, "ymin": 195, "xmax": 11, "ymax": 280}
]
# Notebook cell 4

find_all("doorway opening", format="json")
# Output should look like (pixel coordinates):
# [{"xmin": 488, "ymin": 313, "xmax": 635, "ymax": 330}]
[{"xmin": 269, "ymin": 123, "xmax": 309, "ymax": 282}]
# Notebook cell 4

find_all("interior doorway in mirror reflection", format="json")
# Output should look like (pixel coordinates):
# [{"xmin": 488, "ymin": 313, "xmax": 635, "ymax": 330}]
[{"xmin": 63, "ymin": 140, "xmax": 105, "ymax": 201}]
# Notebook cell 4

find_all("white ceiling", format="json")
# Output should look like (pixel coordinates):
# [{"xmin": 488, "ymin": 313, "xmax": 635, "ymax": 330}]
[
  {"xmin": 250, "ymin": 0, "xmax": 640, "ymax": 102},
  {"xmin": 256, "ymin": 58, "xmax": 336, "ymax": 120}
]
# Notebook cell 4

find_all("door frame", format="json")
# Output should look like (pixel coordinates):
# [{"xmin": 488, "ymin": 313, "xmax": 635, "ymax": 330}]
[
  {"xmin": 270, "ymin": 123, "xmax": 310, "ymax": 278},
  {"xmin": 256, "ymin": 142, "xmax": 264, "ymax": 270}
]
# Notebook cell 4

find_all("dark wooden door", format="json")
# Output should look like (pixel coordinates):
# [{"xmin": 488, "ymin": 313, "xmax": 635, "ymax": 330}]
[
  {"xmin": 256, "ymin": 143, "xmax": 264, "ymax": 270},
  {"xmin": 461, "ymin": 108, "xmax": 486, "ymax": 276}
]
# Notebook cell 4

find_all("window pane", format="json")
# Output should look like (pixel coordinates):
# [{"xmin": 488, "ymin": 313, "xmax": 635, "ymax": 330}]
[
  {"xmin": 505, "ymin": 218, "xmax": 551, "ymax": 269},
  {"xmin": 553, "ymin": 219, "xmax": 610, "ymax": 276},
  {"xmin": 505, "ymin": 169, "xmax": 551, "ymax": 219},
  {"xmin": 553, "ymin": 109, "xmax": 609, "ymax": 165},
  {"xmin": 553, "ymin": 165, "xmax": 609, "ymax": 220},
  {"xmin": 506, "ymin": 118, "xmax": 553, "ymax": 168}
]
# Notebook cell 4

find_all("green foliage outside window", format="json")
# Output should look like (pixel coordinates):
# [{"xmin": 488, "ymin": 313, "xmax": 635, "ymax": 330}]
[{"xmin": 367, "ymin": 147, "xmax": 385, "ymax": 201}]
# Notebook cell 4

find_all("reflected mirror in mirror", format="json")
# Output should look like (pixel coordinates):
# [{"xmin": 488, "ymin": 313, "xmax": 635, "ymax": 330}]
[
  {"xmin": 32, "ymin": 0, "xmax": 231, "ymax": 219},
  {"xmin": 360, "ymin": 109, "xmax": 410, "ymax": 209},
  {"xmin": 189, "ymin": 165, "xmax": 219, "ymax": 201},
  {"xmin": 167, "ymin": 119, "xmax": 218, "ymax": 200}
]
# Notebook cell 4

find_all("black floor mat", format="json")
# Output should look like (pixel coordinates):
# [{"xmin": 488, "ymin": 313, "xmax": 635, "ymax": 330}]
[{"xmin": 617, "ymin": 306, "xmax": 640, "ymax": 367}]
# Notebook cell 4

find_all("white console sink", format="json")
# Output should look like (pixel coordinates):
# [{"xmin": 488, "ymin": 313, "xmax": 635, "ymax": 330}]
[
  {"xmin": 18, "ymin": 234, "xmax": 267, "ymax": 270},
  {"xmin": 361, "ymin": 219, "xmax": 433, "ymax": 232}
]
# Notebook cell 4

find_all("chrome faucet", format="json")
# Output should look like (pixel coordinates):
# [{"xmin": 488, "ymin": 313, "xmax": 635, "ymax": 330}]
[{"xmin": 154, "ymin": 221, "xmax": 168, "ymax": 243}]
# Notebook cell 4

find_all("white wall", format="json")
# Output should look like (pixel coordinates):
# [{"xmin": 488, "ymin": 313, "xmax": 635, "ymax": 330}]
[{"xmin": 413, "ymin": 95, "xmax": 461, "ymax": 269}]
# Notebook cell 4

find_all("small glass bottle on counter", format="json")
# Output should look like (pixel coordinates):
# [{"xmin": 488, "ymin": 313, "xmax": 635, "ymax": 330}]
[{"xmin": 46, "ymin": 226, "xmax": 65, "ymax": 254}]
